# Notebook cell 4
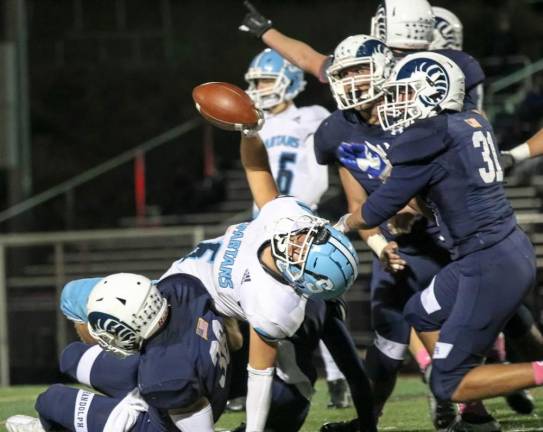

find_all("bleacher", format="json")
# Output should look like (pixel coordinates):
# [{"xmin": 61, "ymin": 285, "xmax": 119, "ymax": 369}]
[{"xmin": 4, "ymin": 164, "xmax": 543, "ymax": 384}]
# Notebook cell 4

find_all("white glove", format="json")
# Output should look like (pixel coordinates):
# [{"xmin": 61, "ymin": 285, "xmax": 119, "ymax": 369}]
[
  {"xmin": 334, "ymin": 213, "xmax": 352, "ymax": 234},
  {"xmin": 239, "ymin": 109, "xmax": 265, "ymax": 137}
]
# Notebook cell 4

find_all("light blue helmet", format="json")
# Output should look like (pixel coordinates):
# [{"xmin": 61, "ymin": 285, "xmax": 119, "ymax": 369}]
[
  {"xmin": 245, "ymin": 49, "xmax": 306, "ymax": 109},
  {"xmin": 271, "ymin": 214, "xmax": 359, "ymax": 300}
]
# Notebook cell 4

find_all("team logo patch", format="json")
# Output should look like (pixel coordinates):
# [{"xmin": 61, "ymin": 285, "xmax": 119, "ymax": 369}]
[
  {"xmin": 196, "ymin": 317, "xmax": 209, "ymax": 340},
  {"xmin": 464, "ymin": 118, "xmax": 482, "ymax": 128}
]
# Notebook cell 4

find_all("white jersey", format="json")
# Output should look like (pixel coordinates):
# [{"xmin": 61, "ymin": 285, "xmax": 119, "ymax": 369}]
[
  {"xmin": 161, "ymin": 197, "xmax": 311, "ymax": 340},
  {"xmin": 259, "ymin": 104, "xmax": 329, "ymax": 209}
]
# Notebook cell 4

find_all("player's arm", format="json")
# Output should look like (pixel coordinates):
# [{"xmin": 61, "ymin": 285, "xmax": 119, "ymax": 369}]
[
  {"xmin": 239, "ymin": 1, "xmax": 328, "ymax": 81},
  {"xmin": 504, "ymin": 128, "xmax": 543, "ymax": 167},
  {"xmin": 338, "ymin": 167, "xmax": 406, "ymax": 272},
  {"xmin": 240, "ymin": 134, "xmax": 279, "ymax": 209},
  {"xmin": 245, "ymin": 326, "xmax": 278, "ymax": 432},
  {"xmin": 169, "ymin": 397, "xmax": 214, "ymax": 432},
  {"xmin": 338, "ymin": 162, "xmax": 436, "ymax": 232}
]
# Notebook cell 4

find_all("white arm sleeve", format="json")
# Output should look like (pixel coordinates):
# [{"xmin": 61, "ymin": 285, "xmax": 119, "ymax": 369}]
[
  {"xmin": 245, "ymin": 366, "xmax": 275, "ymax": 432},
  {"xmin": 170, "ymin": 402, "xmax": 214, "ymax": 432}
]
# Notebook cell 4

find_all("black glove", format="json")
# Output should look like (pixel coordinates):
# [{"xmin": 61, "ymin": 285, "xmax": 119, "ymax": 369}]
[
  {"xmin": 239, "ymin": 0, "xmax": 272, "ymax": 38},
  {"xmin": 320, "ymin": 418, "xmax": 360, "ymax": 432},
  {"xmin": 498, "ymin": 151, "xmax": 515, "ymax": 175}
]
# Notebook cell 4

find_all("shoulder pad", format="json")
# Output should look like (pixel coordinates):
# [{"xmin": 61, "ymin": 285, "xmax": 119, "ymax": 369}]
[
  {"xmin": 314, "ymin": 110, "xmax": 348, "ymax": 165},
  {"xmin": 434, "ymin": 49, "xmax": 485, "ymax": 89},
  {"xmin": 388, "ymin": 116, "xmax": 448, "ymax": 164},
  {"xmin": 299, "ymin": 105, "xmax": 330, "ymax": 122}
]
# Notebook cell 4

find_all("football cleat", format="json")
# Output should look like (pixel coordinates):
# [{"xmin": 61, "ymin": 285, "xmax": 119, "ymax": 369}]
[
  {"xmin": 447, "ymin": 413, "xmax": 501, "ymax": 432},
  {"xmin": 424, "ymin": 366, "xmax": 457, "ymax": 431},
  {"xmin": 6, "ymin": 416, "xmax": 46, "ymax": 432},
  {"xmin": 505, "ymin": 389, "xmax": 535, "ymax": 415}
]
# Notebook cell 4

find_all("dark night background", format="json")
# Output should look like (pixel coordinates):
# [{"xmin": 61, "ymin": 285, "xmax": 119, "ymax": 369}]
[{"xmin": 1, "ymin": 0, "xmax": 541, "ymax": 229}]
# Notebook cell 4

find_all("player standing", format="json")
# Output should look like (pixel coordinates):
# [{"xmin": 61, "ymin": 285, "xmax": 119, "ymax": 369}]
[{"xmin": 336, "ymin": 51, "xmax": 541, "ymax": 430}]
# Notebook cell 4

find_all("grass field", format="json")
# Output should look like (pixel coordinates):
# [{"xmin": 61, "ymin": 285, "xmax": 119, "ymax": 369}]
[{"xmin": 1, "ymin": 377, "xmax": 543, "ymax": 431}]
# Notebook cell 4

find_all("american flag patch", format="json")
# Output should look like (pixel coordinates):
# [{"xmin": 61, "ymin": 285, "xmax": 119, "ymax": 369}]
[
  {"xmin": 464, "ymin": 118, "xmax": 482, "ymax": 128},
  {"xmin": 196, "ymin": 317, "xmax": 209, "ymax": 340}
]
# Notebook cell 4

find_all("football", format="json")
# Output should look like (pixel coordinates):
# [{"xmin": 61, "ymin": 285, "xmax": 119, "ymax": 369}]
[{"xmin": 192, "ymin": 82, "xmax": 260, "ymax": 131}]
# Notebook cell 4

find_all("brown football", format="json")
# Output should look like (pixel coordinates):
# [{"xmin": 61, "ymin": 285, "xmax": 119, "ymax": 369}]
[{"xmin": 192, "ymin": 82, "xmax": 259, "ymax": 131}]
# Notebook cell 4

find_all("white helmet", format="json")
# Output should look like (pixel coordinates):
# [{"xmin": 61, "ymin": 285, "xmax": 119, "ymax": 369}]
[
  {"xmin": 430, "ymin": 7, "xmax": 463, "ymax": 50},
  {"xmin": 370, "ymin": 0, "xmax": 435, "ymax": 50},
  {"xmin": 378, "ymin": 52, "xmax": 465, "ymax": 132},
  {"xmin": 87, "ymin": 273, "xmax": 168, "ymax": 358},
  {"xmin": 327, "ymin": 35, "xmax": 395, "ymax": 110}
]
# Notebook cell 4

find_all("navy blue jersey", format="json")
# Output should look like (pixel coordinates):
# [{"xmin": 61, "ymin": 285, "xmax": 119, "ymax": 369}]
[
  {"xmin": 314, "ymin": 109, "xmax": 448, "ymax": 251},
  {"xmin": 138, "ymin": 274, "xmax": 230, "ymax": 420},
  {"xmin": 434, "ymin": 49, "xmax": 485, "ymax": 110},
  {"xmin": 363, "ymin": 111, "xmax": 515, "ymax": 259}
]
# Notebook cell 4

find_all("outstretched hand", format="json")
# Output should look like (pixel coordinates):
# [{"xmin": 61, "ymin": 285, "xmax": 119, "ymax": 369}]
[
  {"xmin": 379, "ymin": 241, "xmax": 406, "ymax": 273},
  {"xmin": 239, "ymin": 1, "xmax": 273, "ymax": 38},
  {"xmin": 498, "ymin": 151, "xmax": 515, "ymax": 175}
]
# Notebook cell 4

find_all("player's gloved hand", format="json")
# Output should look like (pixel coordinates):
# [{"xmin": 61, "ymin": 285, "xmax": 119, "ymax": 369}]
[
  {"xmin": 387, "ymin": 212, "xmax": 422, "ymax": 236},
  {"xmin": 239, "ymin": 108, "xmax": 265, "ymax": 137},
  {"xmin": 338, "ymin": 142, "xmax": 392, "ymax": 181},
  {"xmin": 334, "ymin": 213, "xmax": 352, "ymax": 234},
  {"xmin": 380, "ymin": 241, "xmax": 406, "ymax": 273},
  {"xmin": 499, "ymin": 151, "xmax": 515, "ymax": 175},
  {"xmin": 239, "ymin": 1, "xmax": 273, "ymax": 38},
  {"xmin": 321, "ymin": 418, "xmax": 360, "ymax": 432}
]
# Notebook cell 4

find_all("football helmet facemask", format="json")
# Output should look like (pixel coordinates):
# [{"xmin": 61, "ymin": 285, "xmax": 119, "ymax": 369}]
[
  {"xmin": 245, "ymin": 48, "xmax": 306, "ymax": 110},
  {"xmin": 270, "ymin": 214, "xmax": 359, "ymax": 300},
  {"xmin": 327, "ymin": 35, "xmax": 395, "ymax": 110}
]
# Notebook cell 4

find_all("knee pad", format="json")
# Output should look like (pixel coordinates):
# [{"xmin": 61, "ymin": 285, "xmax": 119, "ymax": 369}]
[{"xmin": 35, "ymin": 384, "xmax": 65, "ymax": 415}]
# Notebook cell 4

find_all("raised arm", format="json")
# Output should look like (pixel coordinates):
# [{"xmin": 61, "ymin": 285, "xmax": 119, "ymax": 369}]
[
  {"xmin": 239, "ymin": 1, "xmax": 328, "ymax": 81},
  {"xmin": 240, "ymin": 134, "xmax": 279, "ymax": 209}
]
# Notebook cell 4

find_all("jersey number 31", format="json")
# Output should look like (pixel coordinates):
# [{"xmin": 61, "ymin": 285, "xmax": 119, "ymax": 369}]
[{"xmin": 472, "ymin": 131, "xmax": 503, "ymax": 184}]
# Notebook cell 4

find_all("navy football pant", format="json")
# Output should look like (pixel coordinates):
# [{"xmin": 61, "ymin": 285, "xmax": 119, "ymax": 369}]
[
  {"xmin": 36, "ymin": 343, "xmax": 168, "ymax": 431},
  {"xmin": 365, "ymin": 243, "xmax": 450, "ymax": 405},
  {"xmin": 405, "ymin": 228, "xmax": 537, "ymax": 401}
]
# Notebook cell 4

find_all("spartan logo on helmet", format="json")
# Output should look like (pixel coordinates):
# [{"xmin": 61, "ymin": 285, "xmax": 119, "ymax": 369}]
[{"xmin": 397, "ymin": 58, "xmax": 450, "ymax": 108}]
